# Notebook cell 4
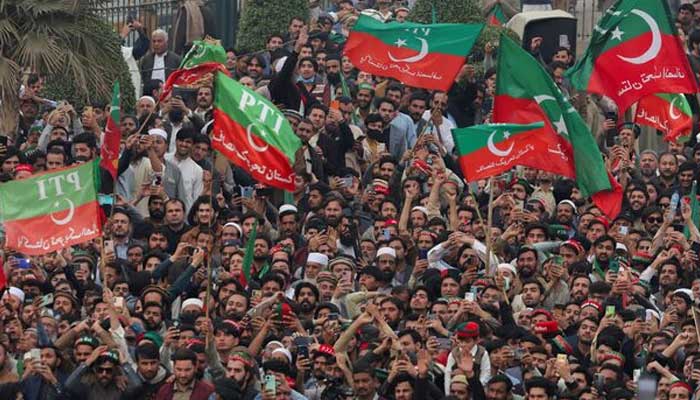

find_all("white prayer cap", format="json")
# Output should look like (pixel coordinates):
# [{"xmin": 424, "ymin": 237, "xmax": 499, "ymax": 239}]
[
  {"xmin": 411, "ymin": 206, "xmax": 429, "ymax": 216},
  {"xmin": 148, "ymin": 128, "xmax": 167, "ymax": 140},
  {"xmin": 138, "ymin": 95, "xmax": 156, "ymax": 105},
  {"xmin": 307, "ymin": 252, "xmax": 329, "ymax": 266},
  {"xmin": 223, "ymin": 222, "xmax": 243, "ymax": 236},
  {"xmin": 272, "ymin": 347, "xmax": 292, "ymax": 363},
  {"xmin": 376, "ymin": 247, "xmax": 397, "ymax": 258},
  {"xmin": 279, "ymin": 204, "xmax": 298, "ymax": 215},
  {"xmin": 6, "ymin": 287, "xmax": 25, "ymax": 303},
  {"xmin": 181, "ymin": 298, "xmax": 204, "ymax": 311},
  {"xmin": 497, "ymin": 263, "xmax": 518, "ymax": 276}
]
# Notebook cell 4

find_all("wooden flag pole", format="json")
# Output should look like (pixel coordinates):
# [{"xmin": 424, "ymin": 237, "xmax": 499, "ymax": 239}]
[
  {"xmin": 692, "ymin": 305, "xmax": 700, "ymax": 345},
  {"xmin": 485, "ymin": 177, "xmax": 495, "ymax": 276}
]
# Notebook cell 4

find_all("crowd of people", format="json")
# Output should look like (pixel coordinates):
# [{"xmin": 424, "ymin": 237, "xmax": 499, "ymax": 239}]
[{"xmin": 3, "ymin": 0, "xmax": 700, "ymax": 399}]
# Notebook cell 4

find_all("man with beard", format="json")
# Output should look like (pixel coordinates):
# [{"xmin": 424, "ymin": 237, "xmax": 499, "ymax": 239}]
[
  {"xmin": 657, "ymin": 152, "xmax": 679, "ymax": 190},
  {"xmin": 250, "ymin": 235, "xmax": 271, "ymax": 284},
  {"xmin": 156, "ymin": 348, "xmax": 214, "ymax": 399},
  {"xmin": 294, "ymin": 282, "xmax": 319, "ymax": 321},
  {"xmin": 570, "ymin": 275, "xmax": 591, "ymax": 303},
  {"xmin": 639, "ymin": 150, "xmax": 658, "ymax": 182},
  {"xmin": 517, "ymin": 279, "xmax": 545, "ymax": 309},
  {"xmin": 278, "ymin": 205, "xmax": 302, "ymax": 247},
  {"xmin": 224, "ymin": 291, "xmax": 249, "ymax": 321},
  {"xmin": 354, "ymin": 83, "xmax": 374, "ymax": 124},
  {"xmin": 591, "ymin": 235, "xmax": 615, "ymax": 280},
  {"xmin": 142, "ymin": 302, "xmax": 166, "ymax": 335},
  {"xmin": 678, "ymin": 161, "xmax": 697, "ymax": 195},
  {"xmin": 625, "ymin": 187, "xmax": 648, "ymax": 221},
  {"xmin": 376, "ymin": 247, "xmax": 401, "ymax": 288},
  {"xmin": 192, "ymin": 86, "xmax": 214, "ymax": 125},
  {"xmin": 226, "ymin": 353, "xmax": 258, "ymax": 399},
  {"xmin": 65, "ymin": 346, "xmax": 140, "ymax": 399},
  {"xmin": 657, "ymin": 259, "xmax": 683, "ymax": 299},
  {"xmin": 404, "ymin": 92, "xmax": 429, "ymax": 129},
  {"xmin": 111, "ymin": 209, "xmax": 140, "ymax": 260},
  {"xmin": 293, "ymin": 119, "xmax": 326, "ymax": 182},
  {"xmin": 554, "ymin": 200, "xmax": 576, "ymax": 226},
  {"xmin": 118, "ymin": 131, "xmax": 164, "ymax": 215},
  {"xmin": 144, "ymin": 194, "xmax": 166, "ymax": 227},
  {"xmin": 323, "ymin": 197, "xmax": 344, "ymax": 228},
  {"xmin": 515, "ymin": 247, "xmax": 539, "ymax": 281},
  {"xmin": 379, "ymin": 297, "xmax": 404, "ymax": 330},
  {"xmin": 165, "ymin": 127, "xmax": 203, "ymax": 213},
  {"xmin": 642, "ymin": 207, "xmax": 664, "ymax": 235},
  {"xmin": 133, "ymin": 342, "xmax": 169, "ymax": 399},
  {"xmin": 148, "ymin": 129, "xmax": 187, "ymax": 204},
  {"xmin": 21, "ymin": 345, "xmax": 71, "ymax": 400}
]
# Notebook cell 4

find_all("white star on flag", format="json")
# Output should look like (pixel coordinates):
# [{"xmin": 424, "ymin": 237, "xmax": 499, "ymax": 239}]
[
  {"xmin": 394, "ymin": 38, "xmax": 407, "ymax": 48},
  {"xmin": 503, "ymin": 131, "xmax": 511, "ymax": 139},
  {"xmin": 610, "ymin": 26, "xmax": 624, "ymax": 41},
  {"xmin": 553, "ymin": 116, "xmax": 568, "ymax": 135}
]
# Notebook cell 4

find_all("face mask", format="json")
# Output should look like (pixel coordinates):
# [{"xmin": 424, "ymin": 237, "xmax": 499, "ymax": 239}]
[
  {"xmin": 297, "ymin": 75, "xmax": 315, "ymax": 84},
  {"xmin": 366, "ymin": 129, "xmax": 386, "ymax": 142}
]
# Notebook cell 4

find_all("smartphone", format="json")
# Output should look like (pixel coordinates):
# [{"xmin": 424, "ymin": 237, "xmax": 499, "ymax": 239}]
[
  {"xmin": 557, "ymin": 353, "xmax": 567, "ymax": 363},
  {"xmin": 98, "ymin": 194, "xmax": 115, "ymax": 206},
  {"xmin": 638, "ymin": 373, "xmax": 657, "ymax": 400},
  {"xmin": 340, "ymin": 177, "xmax": 353, "ymax": 188},
  {"xmin": 605, "ymin": 305, "xmax": 616, "ymax": 318},
  {"xmin": 382, "ymin": 229, "xmax": 391, "ymax": 241},
  {"xmin": 298, "ymin": 345, "xmax": 309, "ymax": 359},
  {"xmin": 330, "ymin": 100, "xmax": 340, "ymax": 110},
  {"xmin": 240, "ymin": 186, "xmax": 254, "ymax": 199},
  {"xmin": 464, "ymin": 292, "xmax": 475, "ymax": 302},
  {"xmin": 39, "ymin": 293, "xmax": 54, "ymax": 308},
  {"xmin": 436, "ymin": 338, "xmax": 452, "ymax": 350},
  {"xmin": 264, "ymin": 374, "xmax": 276, "ymax": 395},
  {"xmin": 0, "ymin": 136, "xmax": 7, "ymax": 147},
  {"xmin": 256, "ymin": 187, "xmax": 273, "ymax": 197},
  {"xmin": 693, "ymin": 359, "xmax": 700, "ymax": 371},
  {"xmin": 30, "ymin": 348, "xmax": 41, "ymax": 360},
  {"xmin": 104, "ymin": 240, "xmax": 115, "ymax": 255},
  {"xmin": 17, "ymin": 258, "xmax": 31, "ymax": 269},
  {"xmin": 252, "ymin": 289, "xmax": 262, "ymax": 299},
  {"xmin": 114, "ymin": 296, "xmax": 124, "ymax": 309},
  {"xmin": 619, "ymin": 226, "xmax": 629, "ymax": 235},
  {"xmin": 151, "ymin": 173, "xmax": 163, "ymax": 187},
  {"xmin": 418, "ymin": 249, "xmax": 428, "ymax": 260},
  {"xmin": 327, "ymin": 313, "xmax": 339, "ymax": 321},
  {"xmin": 513, "ymin": 348, "xmax": 524, "ymax": 360},
  {"xmin": 608, "ymin": 258, "xmax": 620, "ymax": 273}
]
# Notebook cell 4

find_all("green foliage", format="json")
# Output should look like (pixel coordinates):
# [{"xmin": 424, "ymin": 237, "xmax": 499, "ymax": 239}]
[
  {"xmin": 409, "ymin": 0, "xmax": 482, "ymax": 24},
  {"xmin": 43, "ymin": 16, "xmax": 136, "ymax": 113},
  {"xmin": 473, "ymin": 24, "xmax": 520, "ymax": 56},
  {"xmin": 236, "ymin": 0, "xmax": 309, "ymax": 52}
]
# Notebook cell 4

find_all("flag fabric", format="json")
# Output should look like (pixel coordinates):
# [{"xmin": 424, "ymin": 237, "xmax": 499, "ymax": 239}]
[
  {"xmin": 0, "ymin": 257, "xmax": 6, "ymax": 291},
  {"xmin": 160, "ymin": 38, "xmax": 231, "ymax": 101},
  {"xmin": 344, "ymin": 15, "xmax": 483, "ymax": 91},
  {"xmin": 495, "ymin": 34, "xmax": 622, "ymax": 219},
  {"xmin": 212, "ymin": 72, "xmax": 301, "ymax": 191},
  {"xmin": 635, "ymin": 93, "xmax": 693, "ymax": 143},
  {"xmin": 566, "ymin": 0, "xmax": 697, "ymax": 112},
  {"xmin": 487, "ymin": 3, "xmax": 507, "ymax": 26},
  {"xmin": 451, "ymin": 122, "xmax": 545, "ymax": 181},
  {"xmin": 100, "ymin": 81, "xmax": 120, "ymax": 179},
  {"xmin": 240, "ymin": 220, "xmax": 258, "ymax": 288},
  {"xmin": 0, "ymin": 160, "xmax": 102, "ymax": 255}
]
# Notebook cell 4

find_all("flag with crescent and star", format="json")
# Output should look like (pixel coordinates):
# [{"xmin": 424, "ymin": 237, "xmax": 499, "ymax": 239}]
[
  {"xmin": 634, "ymin": 93, "xmax": 692, "ymax": 144},
  {"xmin": 0, "ymin": 160, "xmax": 102, "ymax": 255},
  {"xmin": 494, "ymin": 34, "xmax": 623, "ymax": 219},
  {"xmin": 451, "ymin": 122, "xmax": 544, "ymax": 181},
  {"xmin": 344, "ymin": 15, "xmax": 483, "ymax": 91},
  {"xmin": 160, "ymin": 37, "xmax": 231, "ymax": 101},
  {"xmin": 212, "ymin": 72, "xmax": 301, "ymax": 191},
  {"xmin": 487, "ymin": 3, "xmax": 507, "ymax": 26},
  {"xmin": 566, "ymin": 0, "xmax": 698, "ymax": 112},
  {"xmin": 100, "ymin": 81, "xmax": 120, "ymax": 179}
]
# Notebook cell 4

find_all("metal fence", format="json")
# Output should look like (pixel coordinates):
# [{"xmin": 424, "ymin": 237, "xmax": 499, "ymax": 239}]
[{"xmin": 90, "ymin": 0, "xmax": 237, "ymax": 47}]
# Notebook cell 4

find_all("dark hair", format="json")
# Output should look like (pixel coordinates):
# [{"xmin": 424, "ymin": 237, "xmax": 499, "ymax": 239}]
[
  {"xmin": 172, "ymin": 348, "xmax": 197, "ymax": 364},
  {"xmin": 72, "ymin": 132, "xmax": 97, "ymax": 150},
  {"xmin": 136, "ymin": 342, "xmax": 160, "ymax": 360}
]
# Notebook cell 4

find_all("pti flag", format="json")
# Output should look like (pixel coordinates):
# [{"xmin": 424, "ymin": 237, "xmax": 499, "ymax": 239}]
[
  {"xmin": 100, "ymin": 81, "xmax": 120, "ymax": 179},
  {"xmin": 494, "ymin": 35, "xmax": 622, "ymax": 219},
  {"xmin": 487, "ymin": 3, "xmax": 507, "ymax": 26},
  {"xmin": 634, "ymin": 93, "xmax": 692, "ymax": 143},
  {"xmin": 0, "ymin": 160, "xmax": 102, "ymax": 255},
  {"xmin": 566, "ymin": 0, "xmax": 697, "ymax": 112},
  {"xmin": 344, "ymin": 15, "xmax": 483, "ymax": 91},
  {"xmin": 160, "ymin": 38, "xmax": 231, "ymax": 100},
  {"xmin": 452, "ymin": 122, "xmax": 544, "ymax": 181},
  {"xmin": 212, "ymin": 72, "xmax": 301, "ymax": 191}
]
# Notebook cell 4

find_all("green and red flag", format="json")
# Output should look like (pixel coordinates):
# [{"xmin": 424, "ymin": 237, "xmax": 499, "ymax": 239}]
[
  {"xmin": 100, "ymin": 81, "xmax": 120, "ymax": 178},
  {"xmin": 160, "ymin": 38, "xmax": 231, "ymax": 101},
  {"xmin": 487, "ymin": 3, "xmax": 507, "ymax": 26},
  {"xmin": 684, "ymin": 180, "xmax": 698, "ymax": 239},
  {"xmin": 634, "ymin": 93, "xmax": 692, "ymax": 143},
  {"xmin": 0, "ymin": 160, "xmax": 102, "ymax": 255},
  {"xmin": 240, "ymin": 220, "xmax": 258, "ymax": 289},
  {"xmin": 212, "ymin": 72, "xmax": 301, "ymax": 191},
  {"xmin": 495, "ymin": 34, "xmax": 622, "ymax": 219},
  {"xmin": 344, "ymin": 15, "xmax": 484, "ymax": 91},
  {"xmin": 566, "ymin": 0, "xmax": 697, "ymax": 112},
  {"xmin": 451, "ymin": 122, "xmax": 544, "ymax": 181}
]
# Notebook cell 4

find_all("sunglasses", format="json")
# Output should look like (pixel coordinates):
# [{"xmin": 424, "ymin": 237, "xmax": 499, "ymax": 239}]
[
  {"xmin": 96, "ymin": 367, "xmax": 113, "ymax": 374},
  {"xmin": 646, "ymin": 217, "xmax": 663, "ymax": 223}
]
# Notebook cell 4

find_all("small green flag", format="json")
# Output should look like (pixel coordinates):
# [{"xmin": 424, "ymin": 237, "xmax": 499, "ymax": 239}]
[
  {"xmin": 685, "ymin": 181, "xmax": 698, "ymax": 238},
  {"xmin": 241, "ymin": 220, "xmax": 258, "ymax": 287}
]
